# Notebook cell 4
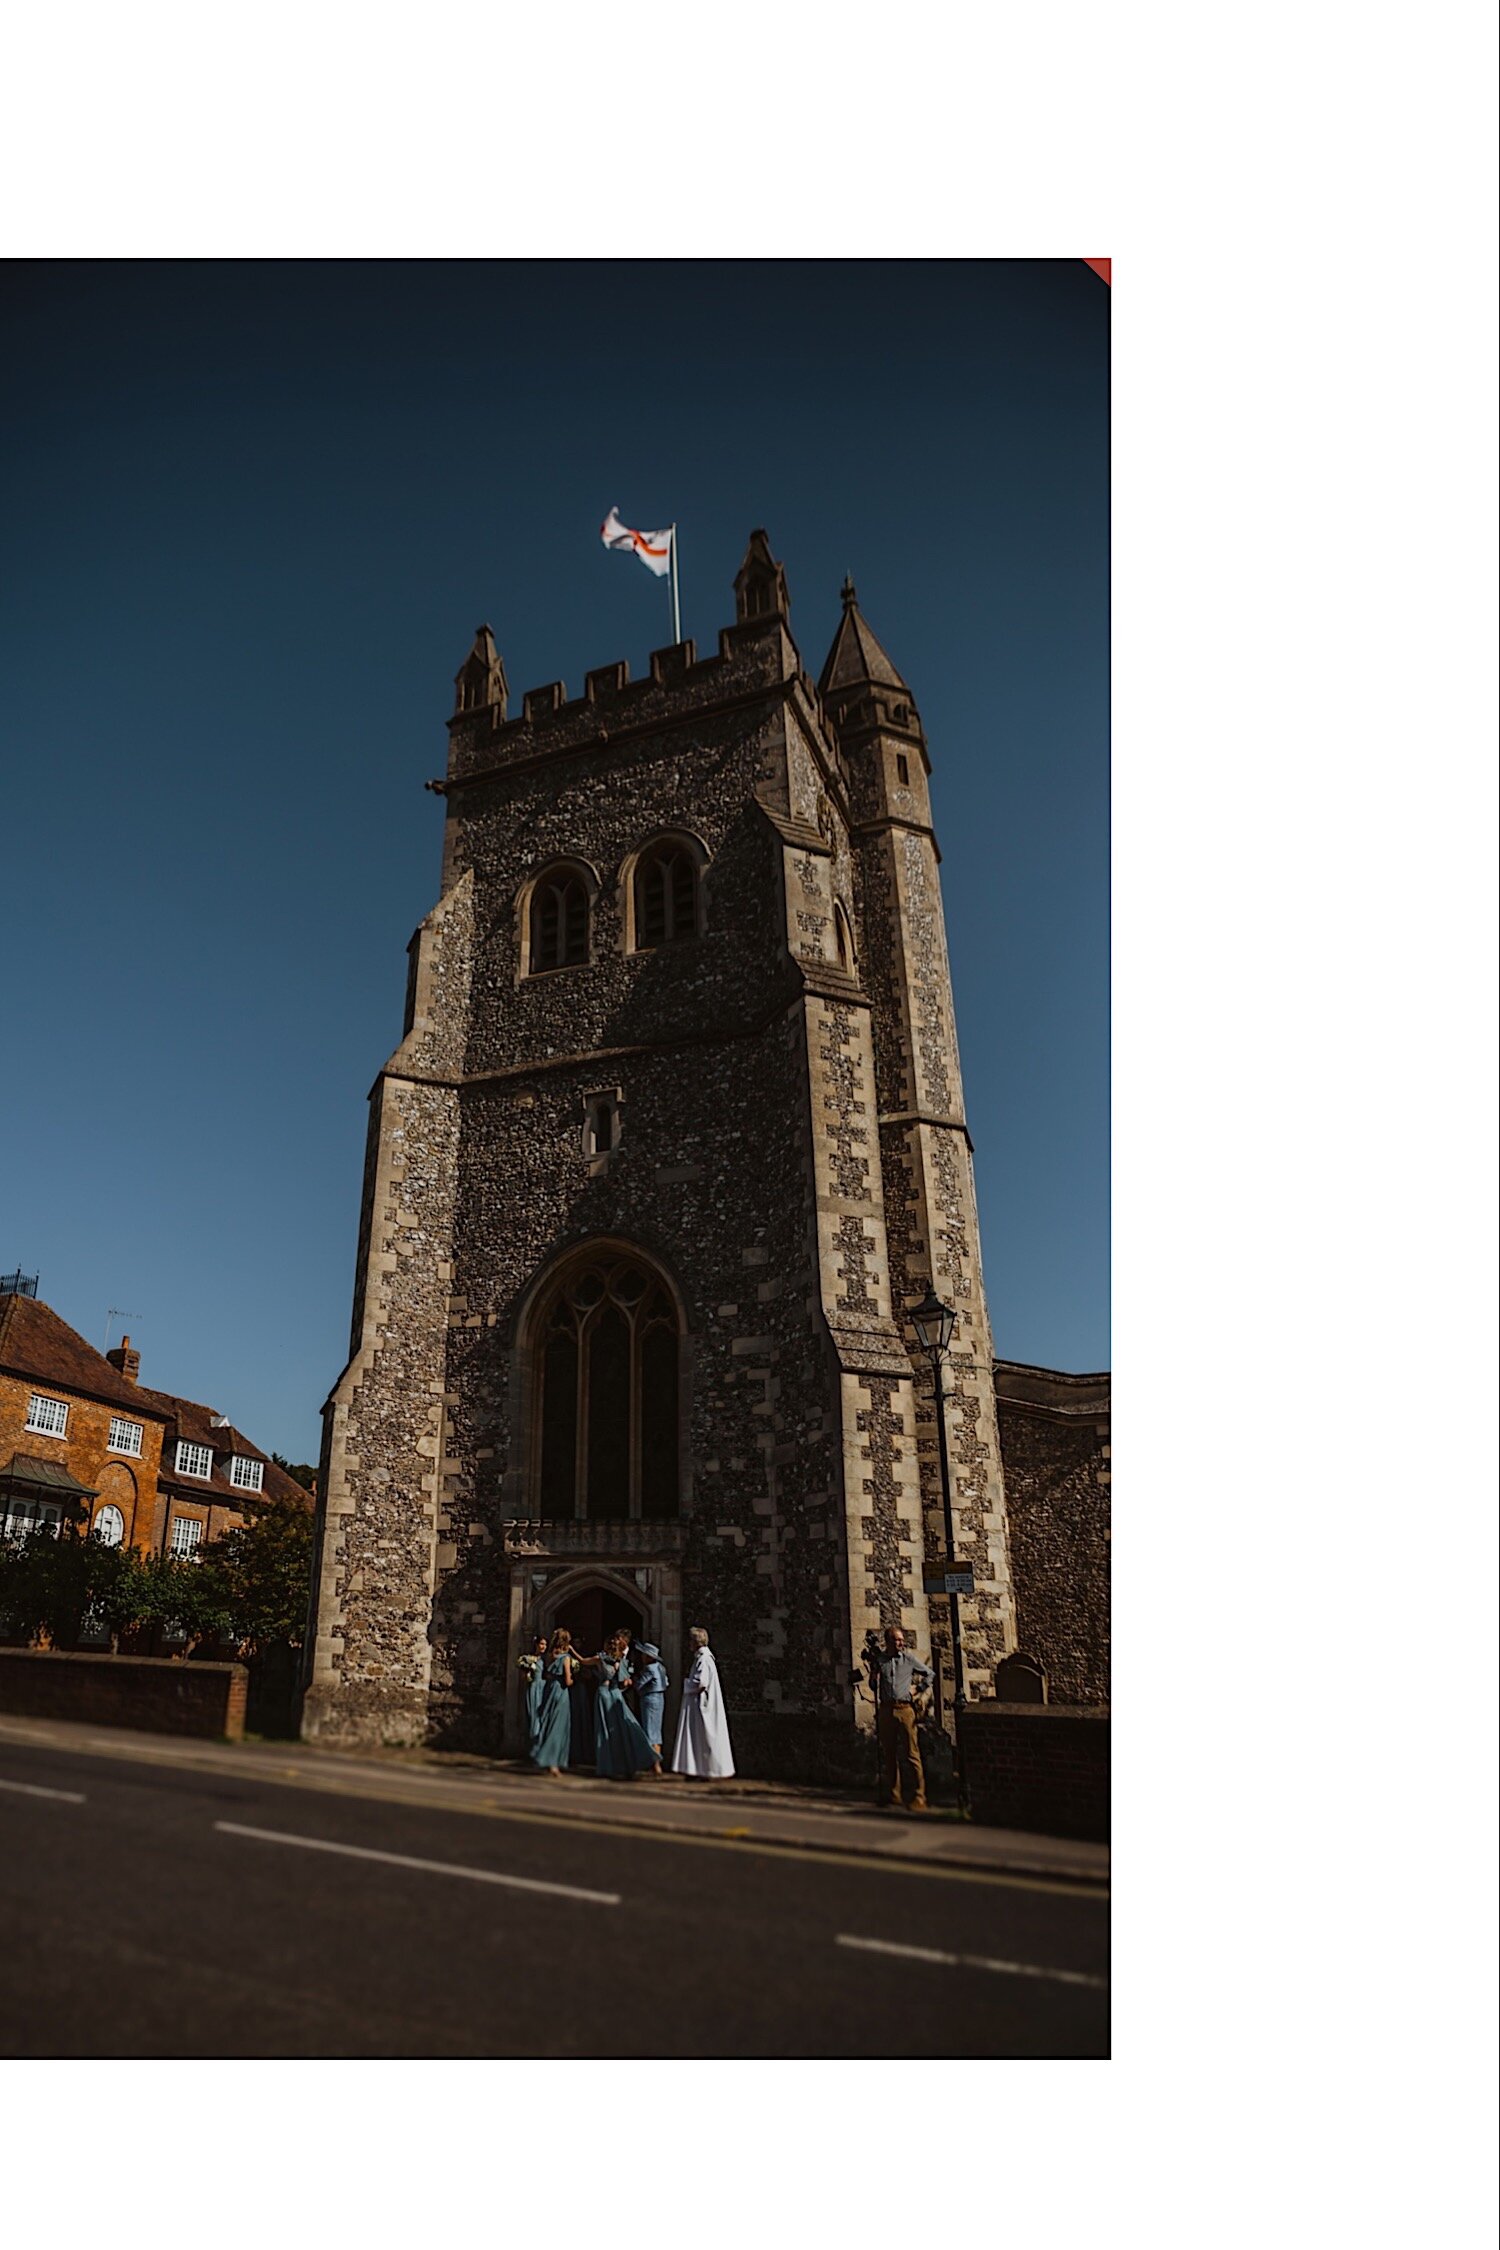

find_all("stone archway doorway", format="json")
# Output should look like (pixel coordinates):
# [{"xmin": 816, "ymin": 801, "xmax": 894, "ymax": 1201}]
[{"xmin": 551, "ymin": 1583, "xmax": 646, "ymax": 1767}]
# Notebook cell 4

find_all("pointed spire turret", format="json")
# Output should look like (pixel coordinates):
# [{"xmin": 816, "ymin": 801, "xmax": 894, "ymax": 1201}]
[
  {"xmin": 733, "ymin": 529, "xmax": 791, "ymax": 625},
  {"xmin": 818, "ymin": 580, "xmax": 909, "ymax": 697},
  {"xmin": 453, "ymin": 624, "xmax": 508, "ymax": 717}
]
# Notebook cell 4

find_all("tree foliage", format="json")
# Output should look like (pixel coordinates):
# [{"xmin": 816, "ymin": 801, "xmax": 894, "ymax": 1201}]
[
  {"xmin": 200, "ymin": 1499, "xmax": 315, "ymax": 1648},
  {"xmin": 0, "ymin": 1499, "xmax": 313, "ymax": 1659}
]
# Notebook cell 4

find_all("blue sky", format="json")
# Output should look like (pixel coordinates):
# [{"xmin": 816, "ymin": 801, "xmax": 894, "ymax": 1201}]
[{"xmin": 0, "ymin": 260, "xmax": 1108, "ymax": 1459}]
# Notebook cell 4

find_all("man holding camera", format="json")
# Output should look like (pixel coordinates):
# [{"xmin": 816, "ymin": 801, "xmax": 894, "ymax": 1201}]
[{"xmin": 868, "ymin": 1625, "xmax": 932, "ymax": 1814}]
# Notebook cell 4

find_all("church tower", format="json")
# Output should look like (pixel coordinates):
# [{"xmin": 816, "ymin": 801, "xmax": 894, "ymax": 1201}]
[{"xmin": 301, "ymin": 536, "xmax": 1016, "ymax": 1767}]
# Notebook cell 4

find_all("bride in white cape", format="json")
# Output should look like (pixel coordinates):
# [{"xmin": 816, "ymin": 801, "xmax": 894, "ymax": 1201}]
[{"xmin": 671, "ymin": 1627, "xmax": 735, "ymax": 1778}]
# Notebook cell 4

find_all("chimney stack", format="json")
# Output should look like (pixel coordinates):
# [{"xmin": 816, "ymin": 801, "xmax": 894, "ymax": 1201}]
[{"xmin": 106, "ymin": 1334, "xmax": 140, "ymax": 1385}]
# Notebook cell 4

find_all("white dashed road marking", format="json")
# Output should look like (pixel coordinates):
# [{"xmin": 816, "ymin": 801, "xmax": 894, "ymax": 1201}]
[
  {"xmin": 836, "ymin": 1933, "xmax": 1106, "ymax": 1988},
  {"xmin": 0, "ymin": 1776, "xmax": 86, "ymax": 1803},
  {"xmin": 214, "ymin": 1821, "xmax": 621, "ymax": 1905}
]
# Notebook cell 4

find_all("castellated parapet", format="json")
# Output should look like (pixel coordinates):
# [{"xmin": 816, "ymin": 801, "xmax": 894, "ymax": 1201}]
[{"xmin": 302, "ymin": 536, "xmax": 1016, "ymax": 1771}]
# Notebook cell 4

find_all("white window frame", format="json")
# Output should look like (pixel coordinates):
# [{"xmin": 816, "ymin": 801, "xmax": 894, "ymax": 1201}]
[
  {"xmin": 107, "ymin": 1416, "xmax": 144, "ymax": 1458},
  {"xmin": 168, "ymin": 1516, "xmax": 204, "ymax": 1558},
  {"xmin": 229, "ymin": 1454, "xmax": 264, "ymax": 1493},
  {"xmin": 3, "ymin": 1499, "xmax": 62, "ymax": 1540},
  {"xmin": 24, "ymin": 1394, "xmax": 69, "ymax": 1438},
  {"xmin": 93, "ymin": 1503, "xmax": 126, "ymax": 1548},
  {"xmin": 174, "ymin": 1439, "xmax": 214, "ymax": 1480}
]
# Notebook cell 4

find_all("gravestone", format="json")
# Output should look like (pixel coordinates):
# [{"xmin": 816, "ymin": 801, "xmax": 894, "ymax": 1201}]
[{"xmin": 993, "ymin": 1651, "xmax": 1049, "ymax": 1704}]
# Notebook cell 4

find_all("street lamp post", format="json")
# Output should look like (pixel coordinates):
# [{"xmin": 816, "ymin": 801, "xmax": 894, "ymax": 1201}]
[{"xmin": 910, "ymin": 1285, "xmax": 969, "ymax": 1811}]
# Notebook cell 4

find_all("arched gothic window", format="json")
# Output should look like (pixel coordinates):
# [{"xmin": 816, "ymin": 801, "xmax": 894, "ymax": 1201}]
[
  {"xmin": 632, "ymin": 838, "xmax": 699, "ymax": 950},
  {"xmin": 834, "ymin": 900, "xmax": 856, "ymax": 972},
  {"xmin": 535, "ymin": 1255, "xmax": 680, "ymax": 1521},
  {"xmin": 528, "ymin": 866, "xmax": 590, "ymax": 972}
]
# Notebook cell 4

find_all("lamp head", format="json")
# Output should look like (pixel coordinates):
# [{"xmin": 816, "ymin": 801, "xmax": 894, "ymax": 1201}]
[{"xmin": 910, "ymin": 1286, "xmax": 956, "ymax": 1357}]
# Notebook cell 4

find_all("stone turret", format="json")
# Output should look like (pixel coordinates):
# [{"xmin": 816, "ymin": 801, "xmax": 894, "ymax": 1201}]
[
  {"xmin": 453, "ymin": 624, "xmax": 508, "ymax": 717},
  {"xmin": 820, "ymin": 583, "xmax": 1016, "ymax": 1692}
]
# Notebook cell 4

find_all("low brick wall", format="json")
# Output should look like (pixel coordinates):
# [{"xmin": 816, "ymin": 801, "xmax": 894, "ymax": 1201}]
[
  {"xmin": 0, "ymin": 1651, "xmax": 248, "ymax": 1741},
  {"xmin": 958, "ymin": 1703, "xmax": 1109, "ymax": 1841}
]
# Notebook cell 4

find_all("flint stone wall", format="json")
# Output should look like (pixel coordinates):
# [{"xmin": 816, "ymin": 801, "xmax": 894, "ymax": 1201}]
[{"xmin": 995, "ymin": 1363, "xmax": 1110, "ymax": 1707}]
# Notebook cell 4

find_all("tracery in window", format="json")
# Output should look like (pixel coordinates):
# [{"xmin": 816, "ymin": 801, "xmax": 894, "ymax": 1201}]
[
  {"xmin": 528, "ymin": 865, "xmax": 591, "ymax": 972},
  {"xmin": 534, "ymin": 1254, "xmax": 679, "ymax": 1521},
  {"xmin": 632, "ymin": 838, "xmax": 699, "ymax": 950}
]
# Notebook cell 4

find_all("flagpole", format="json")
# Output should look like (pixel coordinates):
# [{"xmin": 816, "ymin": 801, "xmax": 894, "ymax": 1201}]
[{"xmin": 669, "ymin": 524, "xmax": 681, "ymax": 645}]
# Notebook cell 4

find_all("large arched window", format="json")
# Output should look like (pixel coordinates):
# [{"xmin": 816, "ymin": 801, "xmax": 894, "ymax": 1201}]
[
  {"xmin": 631, "ymin": 837, "xmax": 701, "ymax": 951},
  {"xmin": 527, "ymin": 864, "xmax": 591, "ymax": 973},
  {"xmin": 534, "ymin": 1254, "xmax": 680, "ymax": 1520}
]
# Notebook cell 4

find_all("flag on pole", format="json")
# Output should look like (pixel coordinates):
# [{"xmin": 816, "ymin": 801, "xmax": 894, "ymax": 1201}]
[{"xmin": 600, "ymin": 506, "xmax": 674, "ymax": 579}]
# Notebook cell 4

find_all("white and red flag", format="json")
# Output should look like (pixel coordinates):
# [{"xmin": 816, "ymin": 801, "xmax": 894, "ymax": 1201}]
[{"xmin": 600, "ymin": 506, "xmax": 674, "ymax": 579}]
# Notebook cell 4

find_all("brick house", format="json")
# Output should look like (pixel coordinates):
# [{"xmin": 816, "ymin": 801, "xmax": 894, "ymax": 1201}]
[{"xmin": 0, "ymin": 1281, "xmax": 306, "ymax": 1558}]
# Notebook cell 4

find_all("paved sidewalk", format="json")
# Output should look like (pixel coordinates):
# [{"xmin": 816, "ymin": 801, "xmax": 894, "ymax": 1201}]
[{"xmin": 0, "ymin": 1712, "xmax": 1109, "ymax": 1891}]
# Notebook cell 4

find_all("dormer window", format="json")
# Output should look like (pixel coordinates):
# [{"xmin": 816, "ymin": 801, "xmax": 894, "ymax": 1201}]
[
  {"xmin": 175, "ymin": 1440, "xmax": 214, "ymax": 1480},
  {"xmin": 229, "ymin": 1455, "xmax": 264, "ymax": 1493},
  {"xmin": 527, "ymin": 865, "xmax": 591, "ymax": 973}
]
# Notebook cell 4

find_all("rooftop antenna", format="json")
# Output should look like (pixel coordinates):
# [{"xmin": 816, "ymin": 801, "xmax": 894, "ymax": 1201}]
[{"xmin": 103, "ymin": 1308, "xmax": 142, "ymax": 1353}]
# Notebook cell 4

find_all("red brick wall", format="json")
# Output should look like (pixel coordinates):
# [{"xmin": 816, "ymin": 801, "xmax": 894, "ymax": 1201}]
[
  {"xmin": 958, "ymin": 1704, "xmax": 1110, "ymax": 1841},
  {"xmin": 0, "ymin": 1650, "xmax": 249, "ymax": 1740}
]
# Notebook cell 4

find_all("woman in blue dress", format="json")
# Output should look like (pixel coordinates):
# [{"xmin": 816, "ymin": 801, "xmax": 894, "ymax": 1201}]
[
  {"xmin": 591, "ymin": 1628, "xmax": 661, "ymax": 1778},
  {"xmin": 517, "ymin": 1634, "xmax": 548, "ymax": 1754},
  {"xmin": 633, "ymin": 1641, "xmax": 670, "ymax": 1773},
  {"xmin": 530, "ymin": 1629, "xmax": 578, "ymax": 1775}
]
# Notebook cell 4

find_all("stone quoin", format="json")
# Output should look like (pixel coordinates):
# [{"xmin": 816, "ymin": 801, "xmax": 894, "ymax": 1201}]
[{"xmin": 301, "ymin": 534, "xmax": 1025, "ymax": 1774}]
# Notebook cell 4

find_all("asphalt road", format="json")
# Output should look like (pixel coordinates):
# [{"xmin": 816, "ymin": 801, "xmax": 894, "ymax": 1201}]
[{"xmin": 1, "ymin": 1734, "xmax": 1109, "ymax": 2058}]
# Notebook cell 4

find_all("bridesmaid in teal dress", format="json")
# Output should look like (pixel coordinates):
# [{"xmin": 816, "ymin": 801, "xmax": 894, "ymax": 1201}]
[
  {"xmin": 518, "ymin": 1634, "xmax": 548, "ymax": 1753},
  {"xmin": 591, "ymin": 1628, "xmax": 661, "ymax": 1778},
  {"xmin": 530, "ymin": 1629, "xmax": 577, "ymax": 1774}
]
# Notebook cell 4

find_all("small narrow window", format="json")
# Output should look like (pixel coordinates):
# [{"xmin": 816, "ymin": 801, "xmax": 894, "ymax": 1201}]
[
  {"xmin": 528, "ymin": 867, "xmax": 591, "ymax": 973},
  {"xmin": 895, "ymin": 754, "xmax": 910, "ymax": 785},
  {"xmin": 834, "ymin": 902, "xmax": 856, "ymax": 972},
  {"xmin": 584, "ymin": 1095, "xmax": 618, "ymax": 1158}
]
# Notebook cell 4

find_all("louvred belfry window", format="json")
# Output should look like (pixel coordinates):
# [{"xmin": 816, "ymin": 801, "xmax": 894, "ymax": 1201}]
[
  {"xmin": 633, "ymin": 840, "xmax": 698, "ymax": 950},
  {"xmin": 535, "ymin": 1256, "xmax": 680, "ymax": 1521},
  {"xmin": 529, "ymin": 867, "xmax": 590, "ymax": 972}
]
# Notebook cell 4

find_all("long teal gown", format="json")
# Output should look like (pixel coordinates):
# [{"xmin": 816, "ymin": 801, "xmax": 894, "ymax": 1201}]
[
  {"xmin": 530, "ymin": 1653, "xmax": 575, "ymax": 1769},
  {"xmin": 594, "ymin": 1653, "xmax": 659, "ymax": 1777},
  {"xmin": 520, "ymin": 1655, "xmax": 546, "ymax": 1752}
]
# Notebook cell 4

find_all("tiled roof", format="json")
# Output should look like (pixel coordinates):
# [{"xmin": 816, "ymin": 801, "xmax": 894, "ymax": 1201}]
[
  {"xmin": 0, "ymin": 1452, "xmax": 100, "ymax": 1498},
  {"xmin": 0, "ymin": 1296, "xmax": 172, "ymax": 1419},
  {"xmin": 140, "ymin": 1386, "xmax": 313, "ymax": 1511}
]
